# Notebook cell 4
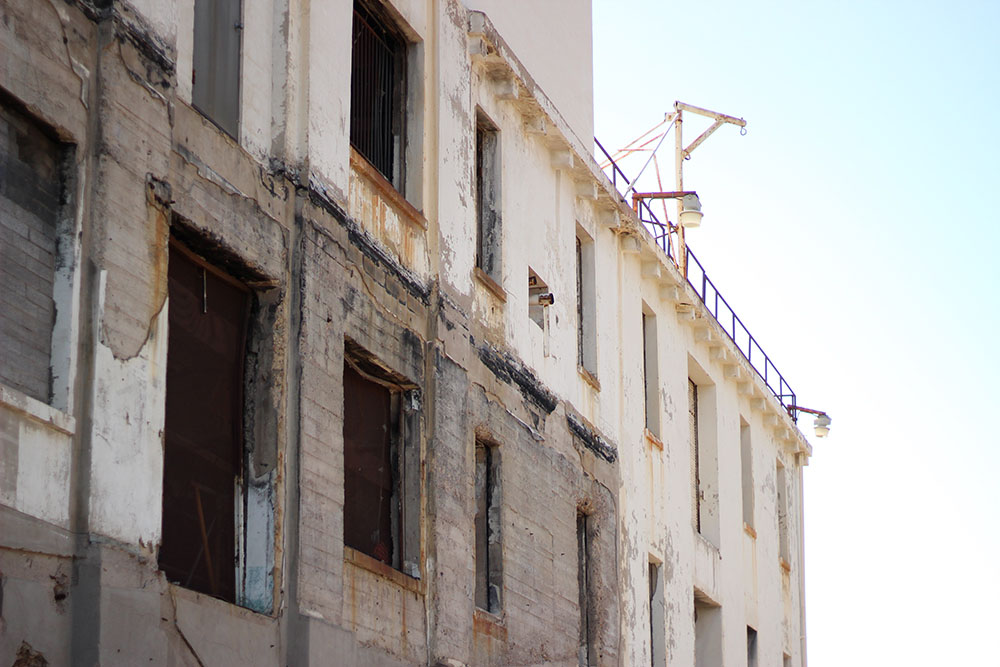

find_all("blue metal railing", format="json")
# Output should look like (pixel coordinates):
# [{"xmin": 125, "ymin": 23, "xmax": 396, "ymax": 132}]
[{"xmin": 595, "ymin": 138, "xmax": 796, "ymax": 411}]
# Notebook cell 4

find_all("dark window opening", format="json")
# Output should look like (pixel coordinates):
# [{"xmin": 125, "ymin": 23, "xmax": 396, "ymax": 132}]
[
  {"xmin": 642, "ymin": 310, "xmax": 659, "ymax": 436},
  {"xmin": 740, "ymin": 418, "xmax": 754, "ymax": 529},
  {"xmin": 576, "ymin": 231, "xmax": 597, "ymax": 375},
  {"xmin": 475, "ymin": 440, "xmax": 502, "ymax": 613},
  {"xmin": 343, "ymin": 343, "xmax": 421, "ymax": 577},
  {"xmin": 649, "ymin": 562, "xmax": 665, "ymax": 666},
  {"xmin": 161, "ymin": 241, "xmax": 249, "ymax": 604},
  {"xmin": 747, "ymin": 626, "xmax": 758, "ymax": 667},
  {"xmin": 694, "ymin": 593, "xmax": 722, "ymax": 667},
  {"xmin": 351, "ymin": 0, "xmax": 407, "ymax": 189},
  {"xmin": 577, "ymin": 512, "xmax": 595, "ymax": 667},
  {"xmin": 689, "ymin": 378, "xmax": 701, "ymax": 532},
  {"xmin": 577, "ymin": 237, "xmax": 584, "ymax": 365},
  {"xmin": 475, "ymin": 112, "xmax": 501, "ymax": 281},
  {"xmin": 193, "ymin": 0, "xmax": 242, "ymax": 138},
  {"xmin": 160, "ymin": 236, "xmax": 277, "ymax": 613}
]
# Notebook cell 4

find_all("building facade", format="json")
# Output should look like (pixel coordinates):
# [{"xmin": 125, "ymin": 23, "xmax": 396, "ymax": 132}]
[{"xmin": 0, "ymin": 0, "xmax": 811, "ymax": 665}]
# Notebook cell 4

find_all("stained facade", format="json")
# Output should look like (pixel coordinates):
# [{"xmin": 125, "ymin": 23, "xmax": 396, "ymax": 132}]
[{"xmin": 0, "ymin": 0, "xmax": 812, "ymax": 665}]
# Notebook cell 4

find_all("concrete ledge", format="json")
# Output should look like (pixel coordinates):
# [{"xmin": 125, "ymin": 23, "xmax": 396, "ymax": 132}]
[
  {"xmin": 343, "ymin": 546, "xmax": 424, "ymax": 595},
  {"xmin": 350, "ymin": 148, "xmax": 428, "ymax": 231},
  {"xmin": 0, "ymin": 385, "xmax": 75, "ymax": 436},
  {"xmin": 0, "ymin": 505, "xmax": 76, "ymax": 557}
]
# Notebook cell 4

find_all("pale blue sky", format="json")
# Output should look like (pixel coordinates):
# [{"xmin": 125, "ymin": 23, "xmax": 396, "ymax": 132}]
[{"xmin": 592, "ymin": 1, "xmax": 1000, "ymax": 664}]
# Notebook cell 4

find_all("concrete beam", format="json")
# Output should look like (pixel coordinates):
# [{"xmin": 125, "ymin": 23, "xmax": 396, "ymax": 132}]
[
  {"xmin": 493, "ymin": 75, "xmax": 519, "ymax": 100},
  {"xmin": 550, "ymin": 149, "xmax": 573, "ymax": 170},
  {"xmin": 575, "ymin": 180, "xmax": 598, "ymax": 200},
  {"xmin": 597, "ymin": 207, "xmax": 619, "ymax": 229},
  {"xmin": 523, "ymin": 114, "xmax": 546, "ymax": 135},
  {"xmin": 641, "ymin": 260, "xmax": 661, "ymax": 280},
  {"xmin": 660, "ymin": 285, "xmax": 679, "ymax": 303},
  {"xmin": 621, "ymin": 235, "xmax": 641, "ymax": 254},
  {"xmin": 710, "ymin": 346, "xmax": 730, "ymax": 363},
  {"xmin": 468, "ymin": 35, "xmax": 490, "ymax": 61},
  {"xmin": 675, "ymin": 304, "xmax": 696, "ymax": 322}
]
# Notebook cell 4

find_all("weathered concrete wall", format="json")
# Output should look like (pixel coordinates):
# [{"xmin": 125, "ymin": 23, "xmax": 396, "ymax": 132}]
[{"xmin": 0, "ymin": 0, "xmax": 810, "ymax": 665}]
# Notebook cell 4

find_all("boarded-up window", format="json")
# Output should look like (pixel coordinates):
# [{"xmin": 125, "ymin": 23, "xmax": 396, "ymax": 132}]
[
  {"xmin": 0, "ymin": 103, "xmax": 65, "ymax": 403},
  {"xmin": 192, "ymin": 0, "xmax": 242, "ymax": 138},
  {"xmin": 475, "ymin": 112, "xmax": 501, "ymax": 281},
  {"xmin": 351, "ymin": 0, "xmax": 407, "ymax": 189},
  {"xmin": 343, "ymin": 344, "xmax": 421, "ymax": 576},
  {"xmin": 474, "ymin": 440, "xmax": 502, "ymax": 613},
  {"xmin": 160, "ymin": 242, "xmax": 249, "ymax": 604}
]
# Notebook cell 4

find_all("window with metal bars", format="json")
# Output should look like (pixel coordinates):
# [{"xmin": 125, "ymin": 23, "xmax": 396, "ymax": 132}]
[{"xmin": 351, "ymin": 0, "xmax": 407, "ymax": 189}]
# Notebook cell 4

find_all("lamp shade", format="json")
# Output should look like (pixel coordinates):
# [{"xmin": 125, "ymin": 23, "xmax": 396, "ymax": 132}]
[
  {"xmin": 679, "ymin": 193, "xmax": 703, "ymax": 228},
  {"xmin": 813, "ymin": 413, "xmax": 831, "ymax": 438}
]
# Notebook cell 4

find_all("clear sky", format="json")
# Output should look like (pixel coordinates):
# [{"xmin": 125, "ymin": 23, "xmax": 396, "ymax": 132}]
[{"xmin": 592, "ymin": 1, "xmax": 1000, "ymax": 664}]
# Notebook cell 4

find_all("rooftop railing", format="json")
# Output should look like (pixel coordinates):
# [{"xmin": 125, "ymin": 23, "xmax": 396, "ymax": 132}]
[{"xmin": 595, "ymin": 138, "xmax": 797, "ymax": 412}]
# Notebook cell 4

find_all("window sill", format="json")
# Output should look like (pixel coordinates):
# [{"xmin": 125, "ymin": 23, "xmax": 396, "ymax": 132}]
[
  {"xmin": 578, "ymin": 366, "xmax": 601, "ymax": 392},
  {"xmin": 644, "ymin": 428, "xmax": 663, "ymax": 450},
  {"xmin": 473, "ymin": 607, "xmax": 508, "ymax": 641},
  {"xmin": 743, "ymin": 522, "xmax": 757, "ymax": 540},
  {"xmin": 473, "ymin": 266, "xmax": 507, "ymax": 302},
  {"xmin": 167, "ymin": 583, "xmax": 276, "ymax": 620},
  {"xmin": 0, "ymin": 384, "xmax": 74, "ymax": 435},
  {"xmin": 344, "ymin": 546, "xmax": 424, "ymax": 595},
  {"xmin": 349, "ymin": 148, "xmax": 427, "ymax": 231}
]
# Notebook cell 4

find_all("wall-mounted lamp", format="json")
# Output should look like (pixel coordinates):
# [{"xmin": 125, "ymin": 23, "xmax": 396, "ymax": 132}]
[
  {"xmin": 787, "ymin": 405, "xmax": 832, "ymax": 438},
  {"xmin": 631, "ymin": 190, "xmax": 703, "ymax": 228},
  {"xmin": 679, "ymin": 193, "xmax": 703, "ymax": 228}
]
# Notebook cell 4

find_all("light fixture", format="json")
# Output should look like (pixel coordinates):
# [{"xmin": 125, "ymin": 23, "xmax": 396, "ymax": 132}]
[
  {"xmin": 679, "ymin": 193, "xmax": 703, "ymax": 228},
  {"xmin": 786, "ymin": 405, "xmax": 832, "ymax": 438},
  {"xmin": 631, "ymin": 190, "xmax": 703, "ymax": 228},
  {"xmin": 812, "ymin": 413, "xmax": 831, "ymax": 438}
]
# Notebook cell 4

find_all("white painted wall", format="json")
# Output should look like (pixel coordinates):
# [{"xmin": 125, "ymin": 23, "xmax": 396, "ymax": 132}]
[{"xmin": 463, "ymin": 0, "xmax": 594, "ymax": 145}]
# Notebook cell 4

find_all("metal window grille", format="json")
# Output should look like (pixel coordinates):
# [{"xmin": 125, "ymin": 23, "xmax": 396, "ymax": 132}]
[{"xmin": 351, "ymin": 1, "xmax": 406, "ymax": 187}]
